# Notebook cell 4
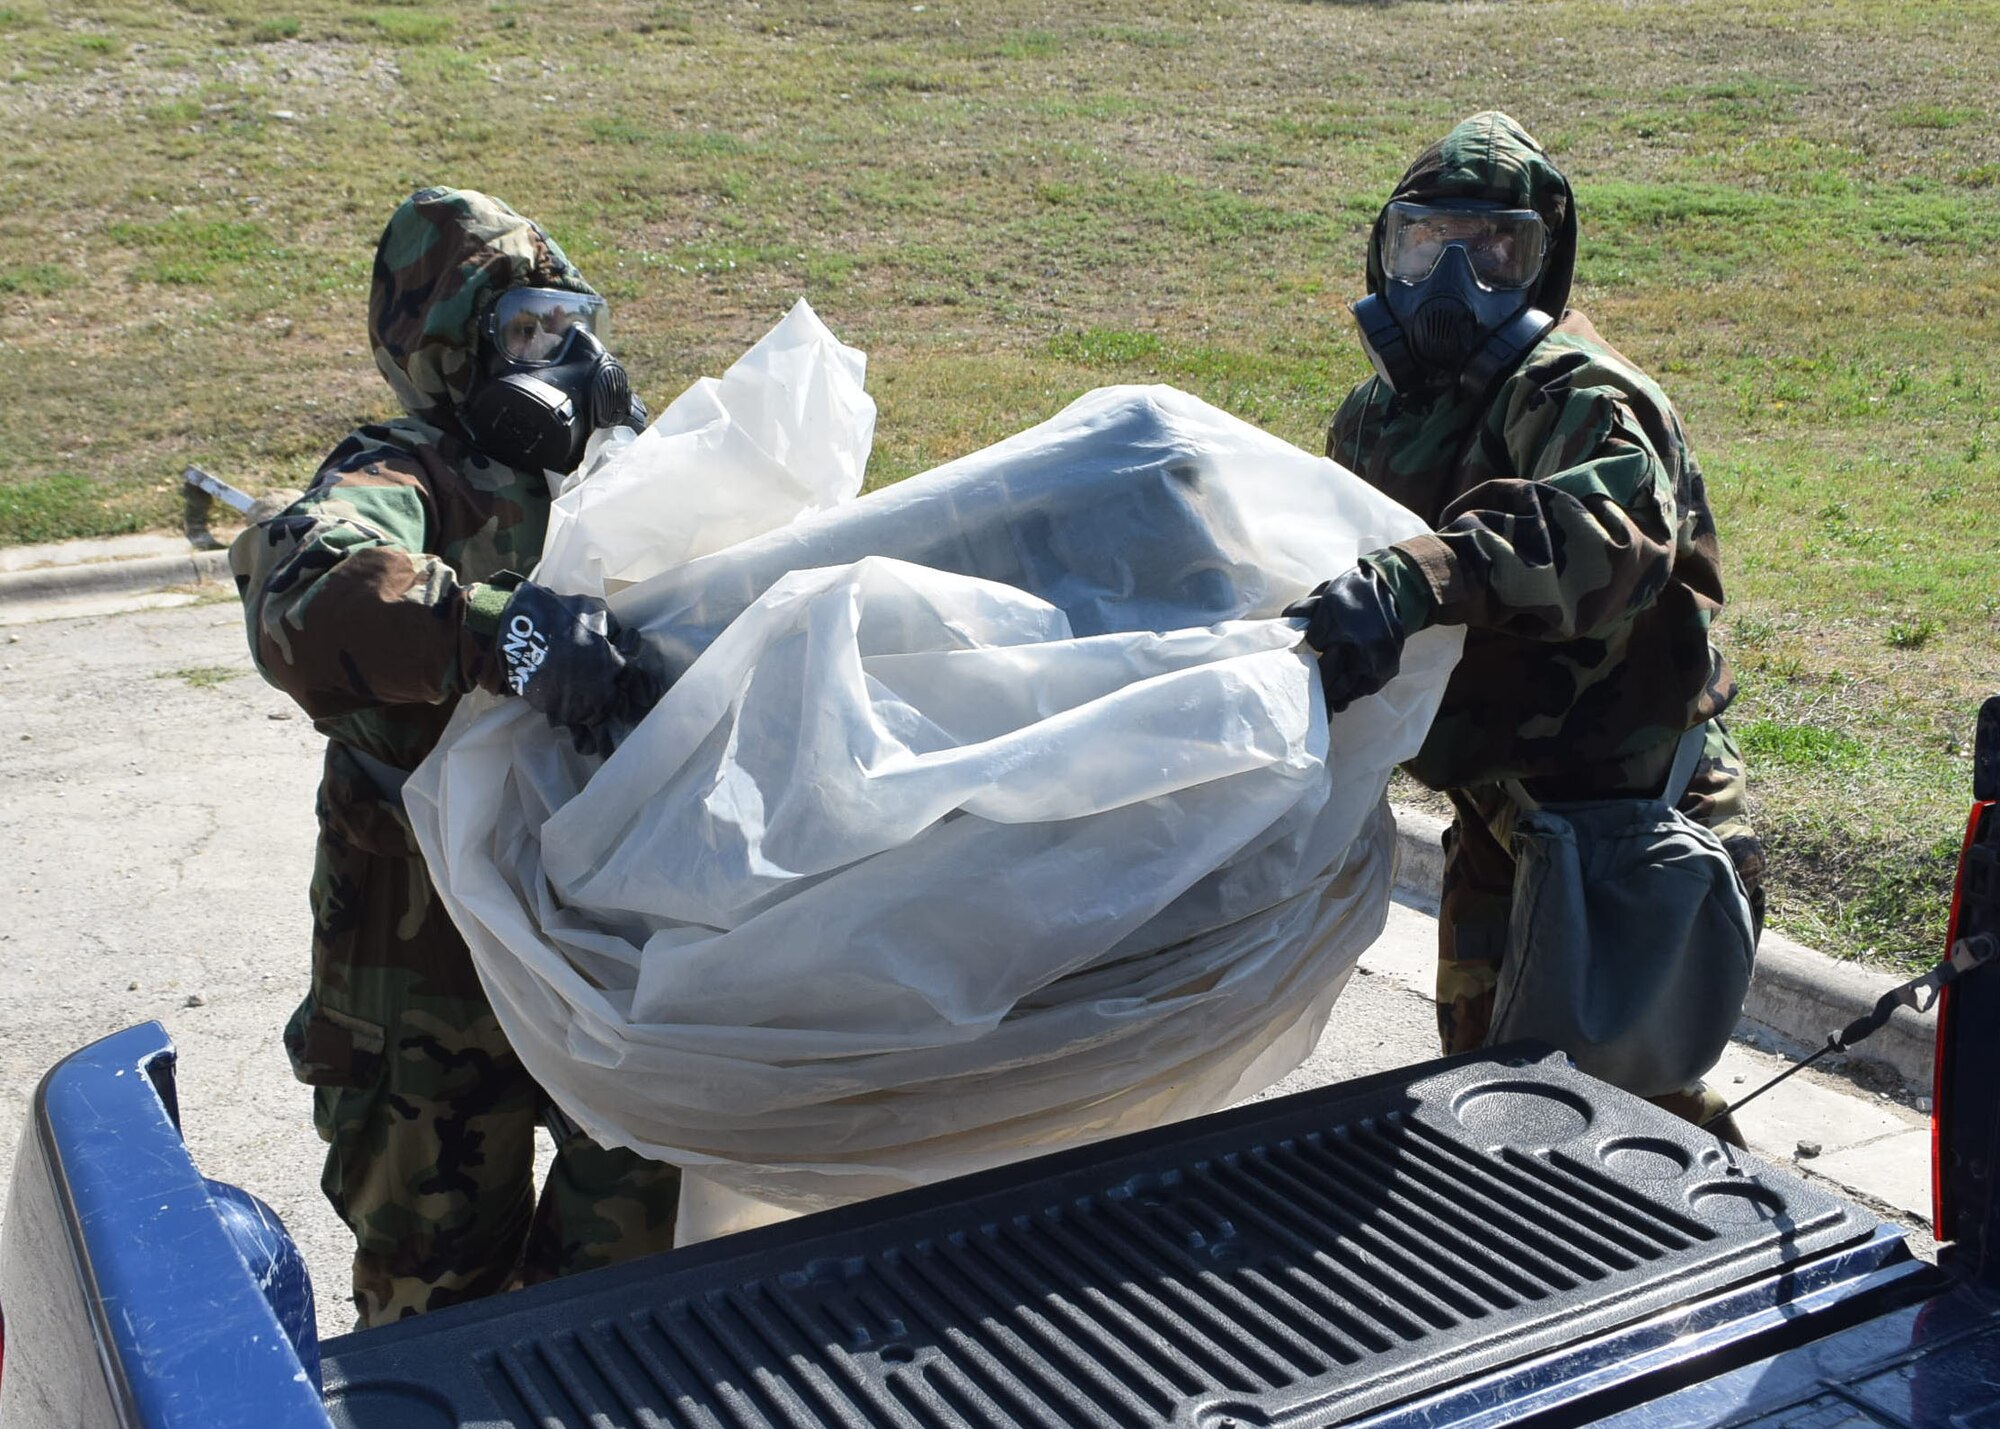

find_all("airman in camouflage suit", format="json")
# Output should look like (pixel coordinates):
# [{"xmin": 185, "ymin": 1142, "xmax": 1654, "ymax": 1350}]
[
  {"xmin": 1314, "ymin": 114, "xmax": 1765, "ymax": 1135},
  {"xmin": 232, "ymin": 188, "xmax": 678, "ymax": 1327}
]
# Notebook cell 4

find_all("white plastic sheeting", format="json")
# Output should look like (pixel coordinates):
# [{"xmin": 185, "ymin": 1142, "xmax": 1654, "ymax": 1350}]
[
  {"xmin": 406, "ymin": 309, "xmax": 1460, "ymax": 1230},
  {"xmin": 536, "ymin": 298, "xmax": 875, "ymax": 596}
]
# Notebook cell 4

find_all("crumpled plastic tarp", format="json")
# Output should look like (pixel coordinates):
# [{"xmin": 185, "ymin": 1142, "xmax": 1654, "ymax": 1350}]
[
  {"xmin": 405, "ymin": 303, "xmax": 1461, "ymax": 1232},
  {"xmin": 536, "ymin": 298, "xmax": 875, "ymax": 592}
]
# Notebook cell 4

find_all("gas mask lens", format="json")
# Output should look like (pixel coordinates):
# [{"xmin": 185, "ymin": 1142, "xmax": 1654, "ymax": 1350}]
[
  {"xmin": 1380, "ymin": 203, "xmax": 1547, "ymax": 291},
  {"xmin": 486, "ymin": 287, "xmax": 610, "ymax": 366}
]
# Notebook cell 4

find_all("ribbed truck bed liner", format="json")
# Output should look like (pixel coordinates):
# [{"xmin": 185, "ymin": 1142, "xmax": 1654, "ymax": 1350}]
[{"xmin": 318, "ymin": 1048, "xmax": 1882, "ymax": 1428}]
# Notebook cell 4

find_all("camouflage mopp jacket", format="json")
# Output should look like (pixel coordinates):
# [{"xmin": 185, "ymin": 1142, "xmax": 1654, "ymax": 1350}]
[
  {"xmin": 1333, "ymin": 311, "xmax": 1736, "ymax": 797},
  {"xmin": 230, "ymin": 187, "xmax": 600, "ymax": 848},
  {"xmin": 1331, "ymin": 112, "xmax": 1734, "ymax": 796}
]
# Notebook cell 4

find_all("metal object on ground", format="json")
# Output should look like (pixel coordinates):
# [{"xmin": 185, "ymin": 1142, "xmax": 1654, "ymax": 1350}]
[
  {"xmin": 182, "ymin": 465, "xmax": 254, "ymax": 551},
  {"xmin": 182, "ymin": 466, "xmax": 300, "ymax": 551}
]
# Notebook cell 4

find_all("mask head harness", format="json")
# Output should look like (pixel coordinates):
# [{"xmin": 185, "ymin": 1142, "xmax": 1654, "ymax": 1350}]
[
  {"xmin": 1351, "ymin": 198, "xmax": 1556, "ymax": 400},
  {"xmin": 461, "ymin": 286, "xmax": 634, "ymax": 473}
]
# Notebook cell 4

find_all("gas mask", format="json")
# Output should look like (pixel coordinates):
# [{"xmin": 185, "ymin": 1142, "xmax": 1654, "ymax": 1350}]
[
  {"xmin": 461, "ymin": 287, "xmax": 640, "ymax": 474},
  {"xmin": 1351, "ymin": 200, "xmax": 1556, "ymax": 400}
]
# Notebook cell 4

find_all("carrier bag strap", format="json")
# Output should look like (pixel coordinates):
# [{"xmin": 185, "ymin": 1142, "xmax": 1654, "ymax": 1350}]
[
  {"xmin": 344, "ymin": 745, "xmax": 412, "ymax": 808},
  {"xmin": 1661, "ymin": 722, "xmax": 1708, "ymax": 807},
  {"xmin": 1500, "ymin": 775, "xmax": 1540, "ymax": 812},
  {"xmin": 1503, "ymin": 723, "xmax": 1707, "ymax": 815}
]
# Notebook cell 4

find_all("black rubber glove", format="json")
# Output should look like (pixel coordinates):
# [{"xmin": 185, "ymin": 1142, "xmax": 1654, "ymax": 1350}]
[
  {"xmin": 1282, "ymin": 563, "xmax": 1409, "ymax": 714},
  {"xmin": 495, "ymin": 581, "xmax": 668, "ymax": 755}
]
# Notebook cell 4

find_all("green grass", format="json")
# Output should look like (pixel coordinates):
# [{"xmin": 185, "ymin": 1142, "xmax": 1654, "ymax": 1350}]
[
  {"xmin": 359, "ymin": 7, "xmax": 451, "ymax": 44},
  {"xmin": 1737, "ymin": 721, "xmax": 1875, "ymax": 775},
  {"xmin": 2, "ymin": 0, "xmax": 1996, "ymax": 974},
  {"xmin": 109, "ymin": 215, "xmax": 280, "ymax": 285},
  {"xmin": 155, "ymin": 664, "xmax": 244, "ymax": 688},
  {"xmin": 0, "ymin": 262, "xmax": 73, "ymax": 295},
  {"xmin": 0, "ymin": 475, "xmax": 147, "ymax": 545}
]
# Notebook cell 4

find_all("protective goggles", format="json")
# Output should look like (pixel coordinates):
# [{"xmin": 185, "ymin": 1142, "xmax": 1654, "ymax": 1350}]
[
  {"xmin": 1379, "ymin": 202, "xmax": 1548, "ymax": 291},
  {"xmin": 482, "ymin": 286, "xmax": 610, "ymax": 365}
]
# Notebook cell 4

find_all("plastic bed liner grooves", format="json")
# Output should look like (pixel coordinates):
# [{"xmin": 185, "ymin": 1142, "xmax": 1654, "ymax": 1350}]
[{"xmin": 317, "ymin": 1048, "xmax": 1879, "ymax": 1429}]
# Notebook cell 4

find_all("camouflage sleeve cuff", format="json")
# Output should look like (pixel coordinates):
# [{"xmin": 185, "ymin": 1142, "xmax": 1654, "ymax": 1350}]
[
  {"xmin": 459, "ymin": 572, "xmax": 527, "ymax": 695},
  {"xmin": 462, "ymin": 572, "xmax": 525, "ymax": 638},
  {"xmin": 1367, "ymin": 538, "xmax": 1454, "ymax": 633}
]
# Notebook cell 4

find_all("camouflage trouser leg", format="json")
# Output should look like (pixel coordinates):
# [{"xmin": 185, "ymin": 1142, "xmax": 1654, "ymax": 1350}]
[
  {"xmin": 307, "ymin": 1017, "xmax": 538, "ymax": 1327},
  {"xmin": 1675, "ymin": 719, "xmax": 1768, "ymax": 947},
  {"xmin": 286, "ymin": 804, "xmax": 679, "ymax": 1328},
  {"xmin": 523, "ymin": 1124, "xmax": 682, "ymax": 1289},
  {"xmin": 1433, "ymin": 719, "xmax": 1767, "ymax": 1136},
  {"xmin": 1435, "ymin": 792, "xmax": 1517, "ymax": 1058}
]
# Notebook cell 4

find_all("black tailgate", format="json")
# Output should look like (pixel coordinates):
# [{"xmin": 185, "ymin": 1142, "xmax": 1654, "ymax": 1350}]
[{"xmin": 318, "ymin": 1047, "xmax": 1885, "ymax": 1428}]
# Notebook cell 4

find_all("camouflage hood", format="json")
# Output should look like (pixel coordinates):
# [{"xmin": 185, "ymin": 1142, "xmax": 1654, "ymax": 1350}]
[
  {"xmin": 1365, "ymin": 111, "xmax": 1577, "ymax": 320},
  {"xmin": 367, "ymin": 186, "xmax": 598, "ymax": 429}
]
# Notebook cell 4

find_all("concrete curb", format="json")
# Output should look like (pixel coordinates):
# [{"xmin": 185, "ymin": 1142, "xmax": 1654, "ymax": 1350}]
[
  {"xmin": 1391, "ymin": 806, "xmax": 1936, "ymax": 1093},
  {"xmin": 0, "ymin": 548, "xmax": 230, "ymax": 606}
]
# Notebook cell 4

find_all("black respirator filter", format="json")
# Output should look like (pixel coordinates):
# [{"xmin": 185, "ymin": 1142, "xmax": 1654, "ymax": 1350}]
[
  {"xmin": 1352, "ymin": 291, "xmax": 1554, "ymax": 402},
  {"xmin": 1351, "ymin": 292, "xmax": 1423, "ymax": 395},
  {"xmin": 464, "ymin": 327, "xmax": 632, "ymax": 474}
]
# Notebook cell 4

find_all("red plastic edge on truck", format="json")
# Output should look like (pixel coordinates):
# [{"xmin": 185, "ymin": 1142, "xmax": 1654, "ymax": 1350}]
[{"xmin": 1935, "ymin": 800, "xmax": 1993, "ymax": 1240}]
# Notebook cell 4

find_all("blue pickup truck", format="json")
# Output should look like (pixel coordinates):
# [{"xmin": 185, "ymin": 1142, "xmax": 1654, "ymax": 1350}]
[{"xmin": 4, "ymin": 697, "xmax": 1997, "ymax": 1428}]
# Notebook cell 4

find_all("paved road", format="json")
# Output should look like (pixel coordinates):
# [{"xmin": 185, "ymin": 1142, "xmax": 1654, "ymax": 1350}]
[{"xmin": 0, "ymin": 598, "xmax": 1934, "ymax": 1340}]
